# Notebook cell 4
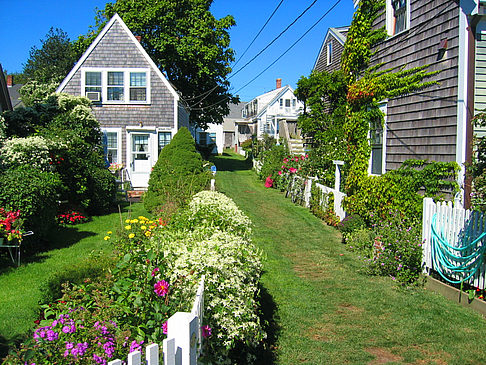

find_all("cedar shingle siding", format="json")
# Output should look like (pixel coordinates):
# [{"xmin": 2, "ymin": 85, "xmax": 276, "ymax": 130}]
[
  {"xmin": 59, "ymin": 21, "xmax": 175, "ymax": 128},
  {"xmin": 370, "ymin": 0, "xmax": 460, "ymax": 171},
  {"xmin": 314, "ymin": 35, "xmax": 345, "ymax": 73}
]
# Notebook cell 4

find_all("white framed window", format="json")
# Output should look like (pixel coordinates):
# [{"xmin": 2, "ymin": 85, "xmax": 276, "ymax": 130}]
[
  {"xmin": 285, "ymin": 99, "xmax": 291, "ymax": 107},
  {"xmin": 102, "ymin": 128, "xmax": 122, "ymax": 165},
  {"xmin": 158, "ymin": 131, "xmax": 171, "ymax": 155},
  {"xmin": 386, "ymin": 0, "xmax": 410, "ymax": 36},
  {"xmin": 327, "ymin": 41, "xmax": 333, "ymax": 65},
  {"xmin": 81, "ymin": 68, "xmax": 151, "ymax": 104},
  {"xmin": 368, "ymin": 103, "xmax": 387, "ymax": 176}
]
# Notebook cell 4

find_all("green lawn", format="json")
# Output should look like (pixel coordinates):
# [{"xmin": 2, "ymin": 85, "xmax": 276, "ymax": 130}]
[
  {"xmin": 213, "ymin": 152, "xmax": 486, "ymax": 364},
  {"xmin": 0, "ymin": 201, "xmax": 148, "ymax": 358}
]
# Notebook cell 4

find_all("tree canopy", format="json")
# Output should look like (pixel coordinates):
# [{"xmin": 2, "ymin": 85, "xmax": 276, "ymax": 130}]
[
  {"xmin": 23, "ymin": 27, "xmax": 76, "ymax": 84},
  {"xmin": 74, "ymin": 0, "xmax": 237, "ymax": 129}
]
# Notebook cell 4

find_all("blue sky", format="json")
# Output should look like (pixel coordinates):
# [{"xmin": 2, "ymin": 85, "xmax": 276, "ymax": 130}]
[{"xmin": 0, "ymin": 0, "xmax": 355, "ymax": 101}]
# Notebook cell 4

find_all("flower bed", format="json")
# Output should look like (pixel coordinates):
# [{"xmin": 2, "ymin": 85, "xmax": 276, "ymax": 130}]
[{"xmin": 7, "ymin": 191, "xmax": 263, "ymax": 364}]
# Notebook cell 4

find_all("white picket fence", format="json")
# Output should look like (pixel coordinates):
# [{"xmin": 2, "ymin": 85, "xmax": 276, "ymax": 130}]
[
  {"xmin": 108, "ymin": 275, "xmax": 205, "ymax": 365},
  {"xmin": 422, "ymin": 198, "xmax": 486, "ymax": 288}
]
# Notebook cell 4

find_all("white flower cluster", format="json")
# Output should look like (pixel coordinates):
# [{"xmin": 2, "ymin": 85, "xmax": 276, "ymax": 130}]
[
  {"xmin": 0, "ymin": 136, "xmax": 66, "ymax": 170},
  {"xmin": 188, "ymin": 190, "xmax": 253, "ymax": 238},
  {"xmin": 154, "ymin": 191, "xmax": 265, "ymax": 363}
]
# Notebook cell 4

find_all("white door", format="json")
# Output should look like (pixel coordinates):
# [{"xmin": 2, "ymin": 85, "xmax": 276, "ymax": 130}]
[{"xmin": 130, "ymin": 133, "xmax": 152, "ymax": 188}]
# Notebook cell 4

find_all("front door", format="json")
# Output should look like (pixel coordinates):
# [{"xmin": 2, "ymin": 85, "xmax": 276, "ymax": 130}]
[{"xmin": 130, "ymin": 133, "xmax": 152, "ymax": 188}]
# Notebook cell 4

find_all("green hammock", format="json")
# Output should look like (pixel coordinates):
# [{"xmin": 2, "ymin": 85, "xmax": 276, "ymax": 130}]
[{"xmin": 431, "ymin": 213, "xmax": 486, "ymax": 284}]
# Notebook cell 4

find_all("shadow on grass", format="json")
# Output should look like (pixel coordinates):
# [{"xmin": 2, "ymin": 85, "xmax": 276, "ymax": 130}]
[
  {"xmin": 254, "ymin": 284, "xmax": 280, "ymax": 364},
  {"xmin": 210, "ymin": 154, "xmax": 252, "ymax": 172},
  {"xmin": 0, "ymin": 333, "xmax": 27, "ymax": 361}
]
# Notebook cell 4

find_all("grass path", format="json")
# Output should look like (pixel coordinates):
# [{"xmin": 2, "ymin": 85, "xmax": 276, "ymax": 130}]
[
  {"xmin": 0, "ymin": 202, "xmax": 147, "ymax": 357},
  {"xmin": 213, "ymin": 153, "xmax": 486, "ymax": 364}
]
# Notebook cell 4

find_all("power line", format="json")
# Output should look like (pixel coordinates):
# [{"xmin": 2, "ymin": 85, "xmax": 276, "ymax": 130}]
[
  {"xmin": 187, "ymin": 0, "xmax": 317, "ymax": 109},
  {"xmin": 232, "ymin": 0, "xmax": 285, "ymax": 68},
  {"xmin": 192, "ymin": 0, "xmax": 342, "ymax": 112},
  {"xmin": 228, "ymin": 0, "xmax": 319, "ymax": 80}
]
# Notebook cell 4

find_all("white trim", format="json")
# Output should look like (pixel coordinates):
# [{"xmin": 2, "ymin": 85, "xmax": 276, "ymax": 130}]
[
  {"xmin": 57, "ymin": 14, "xmax": 180, "ymax": 101},
  {"xmin": 386, "ymin": 0, "xmax": 411, "ymax": 37},
  {"xmin": 81, "ymin": 67, "xmax": 151, "ymax": 105},
  {"xmin": 327, "ymin": 41, "xmax": 333, "ymax": 66},
  {"xmin": 456, "ymin": 4, "xmax": 469, "ymax": 191},
  {"xmin": 368, "ymin": 102, "xmax": 387, "ymax": 176},
  {"xmin": 126, "ymin": 125, "xmax": 156, "ymax": 131},
  {"xmin": 101, "ymin": 127, "xmax": 122, "ymax": 165}
]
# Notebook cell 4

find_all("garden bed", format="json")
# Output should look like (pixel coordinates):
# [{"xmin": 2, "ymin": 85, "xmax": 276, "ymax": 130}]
[{"xmin": 426, "ymin": 276, "xmax": 486, "ymax": 316}]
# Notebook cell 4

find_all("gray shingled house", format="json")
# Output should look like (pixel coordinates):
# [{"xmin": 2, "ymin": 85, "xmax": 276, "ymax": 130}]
[
  {"xmin": 57, "ymin": 14, "xmax": 189, "ymax": 189},
  {"xmin": 313, "ymin": 26, "xmax": 349, "ymax": 74},
  {"xmin": 343, "ymin": 0, "xmax": 486, "ymax": 205}
]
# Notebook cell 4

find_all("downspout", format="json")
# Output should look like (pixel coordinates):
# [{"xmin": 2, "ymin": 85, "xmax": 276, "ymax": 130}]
[{"xmin": 465, "ymin": 23, "xmax": 476, "ymax": 209}]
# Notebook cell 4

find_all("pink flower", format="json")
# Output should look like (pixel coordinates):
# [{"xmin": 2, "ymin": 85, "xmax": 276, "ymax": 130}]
[
  {"xmin": 162, "ymin": 321, "xmax": 168, "ymax": 334},
  {"xmin": 289, "ymin": 167, "xmax": 297, "ymax": 173},
  {"xmin": 264, "ymin": 176, "xmax": 273, "ymax": 188},
  {"xmin": 201, "ymin": 325, "xmax": 212, "ymax": 338},
  {"xmin": 154, "ymin": 280, "xmax": 169, "ymax": 297},
  {"xmin": 283, "ymin": 158, "xmax": 288, "ymax": 163},
  {"xmin": 278, "ymin": 171, "xmax": 282, "ymax": 175},
  {"xmin": 151, "ymin": 267, "xmax": 160, "ymax": 277}
]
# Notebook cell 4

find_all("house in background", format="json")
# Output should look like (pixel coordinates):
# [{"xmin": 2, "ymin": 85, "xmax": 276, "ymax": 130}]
[
  {"xmin": 222, "ymin": 101, "xmax": 249, "ymax": 152},
  {"xmin": 57, "ymin": 14, "xmax": 189, "ymax": 189},
  {"xmin": 194, "ymin": 123, "xmax": 223, "ymax": 155},
  {"xmin": 351, "ymin": 0, "xmax": 486, "ymax": 205},
  {"xmin": 242, "ymin": 79, "xmax": 304, "ymax": 152},
  {"xmin": 0, "ymin": 64, "xmax": 13, "ymax": 113},
  {"xmin": 313, "ymin": 26, "xmax": 349, "ymax": 73},
  {"xmin": 6, "ymin": 75, "xmax": 23, "ymax": 109}
]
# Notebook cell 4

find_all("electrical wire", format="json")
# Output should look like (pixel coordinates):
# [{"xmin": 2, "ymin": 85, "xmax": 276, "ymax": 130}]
[
  {"xmin": 192, "ymin": 0, "xmax": 342, "ymax": 112},
  {"xmin": 232, "ymin": 0, "xmax": 285, "ymax": 68}
]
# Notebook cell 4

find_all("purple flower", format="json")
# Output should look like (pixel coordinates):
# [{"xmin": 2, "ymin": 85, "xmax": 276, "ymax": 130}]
[
  {"xmin": 201, "ymin": 325, "xmax": 212, "ymax": 338},
  {"xmin": 103, "ymin": 341, "xmax": 115, "ymax": 358},
  {"xmin": 151, "ymin": 267, "xmax": 160, "ymax": 277},
  {"xmin": 162, "ymin": 321, "xmax": 168, "ymax": 335},
  {"xmin": 154, "ymin": 280, "xmax": 169, "ymax": 297},
  {"xmin": 93, "ymin": 354, "xmax": 107, "ymax": 365},
  {"xmin": 129, "ymin": 340, "xmax": 144, "ymax": 353},
  {"xmin": 46, "ymin": 330, "xmax": 58, "ymax": 341}
]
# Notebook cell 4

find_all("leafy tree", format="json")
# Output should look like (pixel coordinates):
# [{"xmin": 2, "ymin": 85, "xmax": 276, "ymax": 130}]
[
  {"xmin": 74, "ymin": 0, "xmax": 237, "ymax": 129},
  {"xmin": 23, "ymin": 27, "xmax": 76, "ymax": 84}
]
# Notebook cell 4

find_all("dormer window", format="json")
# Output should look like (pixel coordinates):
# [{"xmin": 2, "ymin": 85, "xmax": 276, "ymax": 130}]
[
  {"xmin": 327, "ymin": 41, "xmax": 333, "ymax": 65},
  {"xmin": 82, "ymin": 68, "xmax": 151, "ymax": 104},
  {"xmin": 387, "ymin": 0, "xmax": 410, "ymax": 36}
]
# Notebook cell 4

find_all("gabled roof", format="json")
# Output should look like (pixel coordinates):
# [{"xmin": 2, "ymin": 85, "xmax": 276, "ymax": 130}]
[
  {"xmin": 313, "ymin": 26, "xmax": 349, "ymax": 71},
  {"xmin": 57, "ymin": 13, "xmax": 179, "ymax": 100},
  {"xmin": 256, "ymin": 85, "xmax": 295, "ymax": 118}
]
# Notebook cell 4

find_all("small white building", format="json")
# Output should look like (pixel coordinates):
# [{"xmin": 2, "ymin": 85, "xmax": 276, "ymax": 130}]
[{"xmin": 242, "ymin": 79, "xmax": 303, "ymax": 140}]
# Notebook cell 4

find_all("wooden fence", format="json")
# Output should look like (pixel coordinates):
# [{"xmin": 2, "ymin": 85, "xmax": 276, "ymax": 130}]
[
  {"xmin": 422, "ymin": 198, "xmax": 486, "ymax": 289},
  {"xmin": 108, "ymin": 275, "xmax": 205, "ymax": 365}
]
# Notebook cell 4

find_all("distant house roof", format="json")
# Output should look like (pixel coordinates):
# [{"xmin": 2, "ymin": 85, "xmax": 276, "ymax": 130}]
[
  {"xmin": 223, "ymin": 101, "xmax": 247, "ymax": 131},
  {"xmin": 9, "ymin": 84, "xmax": 23, "ymax": 109},
  {"xmin": 256, "ymin": 85, "xmax": 295, "ymax": 118},
  {"xmin": 0, "ymin": 64, "xmax": 12, "ymax": 112}
]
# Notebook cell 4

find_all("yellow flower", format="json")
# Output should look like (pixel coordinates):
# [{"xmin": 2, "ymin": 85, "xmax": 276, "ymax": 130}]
[
  {"xmin": 128, "ymin": 233, "xmax": 135, "ymax": 239},
  {"xmin": 107, "ymin": 231, "xmax": 112, "ymax": 235},
  {"xmin": 138, "ymin": 216, "xmax": 147, "ymax": 220},
  {"xmin": 125, "ymin": 219, "xmax": 130, "ymax": 223},
  {"xmin": 104, "ymin": 236, "xmax": 110, "ymax": 241},
  {"xmin": 132, "ymin": 219, "xmax": 139, "ymax": 224},
  {"xmin": 148, "ymin": 220, "xmax": 154, "ymax": 224},
  {"xmin": 150, "ymin": 225, "xmax": 156, "ymax": 230},
  {"xmin": 125, "ymin": 225, "xmax": 131, "ymax": 230},
  {"xmin": 141, "ymin": 225, "xmax": 147, "ymax": 230},
  {"xmin": 144, "ymin": 231, "xmax": 151, "ymax": 237}
]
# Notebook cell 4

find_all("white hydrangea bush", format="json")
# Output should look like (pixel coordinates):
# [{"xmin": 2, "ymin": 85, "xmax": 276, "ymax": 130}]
[
  {"xmin": 186, "ymin": 190, "xmax": 253, "ymax": 239},
  {"xmin": 152, "ymin": 191, "xmax": 265, "ymax": 364},
  {"xmin": 0, "ymin": 136, "xmax": 66, "ymax": 170}
]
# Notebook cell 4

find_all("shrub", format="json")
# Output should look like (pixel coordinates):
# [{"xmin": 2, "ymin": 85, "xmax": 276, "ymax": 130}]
[
  {"xmin": 0, "ymin": 166, "xmax": 63, "ymax": 238},
  {"xmin": 338, "ymin": 214, "xmax": 365, "ymax": 235},
  {"xmin": 344, "ymin": 227, "xmax": 374, "ymax": 256},
  {"xmin": 258, "ymin": 144, "xmax": 288, "ymax": 187},
  {"xmin": 85, "ymin": 167, "xmax": 117, "ymax": 214},
  {"xmin": 144, "ymin": 127, "xmax": 210, "ymax": 216}
]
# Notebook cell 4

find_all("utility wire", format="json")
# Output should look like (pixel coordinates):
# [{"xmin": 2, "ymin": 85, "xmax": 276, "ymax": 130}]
[
  {"xmin": 188, "ymin": 0, "xmax": 317, "ymax": 108},
  {"xmin": 232, "ymin": 0, "xmax": 285, "ymax": 68},
  {"xmin": 192, "ymin": 0, "xmax": 342, "ymax": 112},
  {"xmin": 228, "ymin": 0, "xmax": 319, "ymax": 81}
]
